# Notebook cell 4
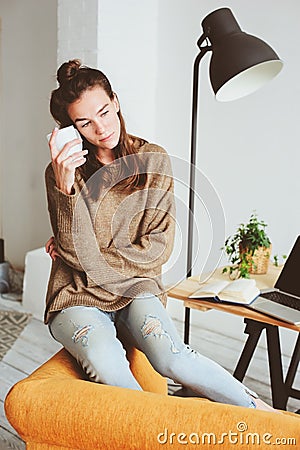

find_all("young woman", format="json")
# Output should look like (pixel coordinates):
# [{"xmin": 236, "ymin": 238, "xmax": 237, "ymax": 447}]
[{"xmin": 45, "ymin": 59, "xmax": 276, "ymax": 412}]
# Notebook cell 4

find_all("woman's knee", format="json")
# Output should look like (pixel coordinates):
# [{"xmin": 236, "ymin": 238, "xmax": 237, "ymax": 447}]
[
  {"xmin": 79, "ymin": 343, "xmax": 142, "ymax": 389},
  {"xmin": 79, "ymin": 347, "xmax": 128, "ymax": 383},
  {"xmin": 147, "ymin": 343, "xmax": 194, "ymax": 379}
]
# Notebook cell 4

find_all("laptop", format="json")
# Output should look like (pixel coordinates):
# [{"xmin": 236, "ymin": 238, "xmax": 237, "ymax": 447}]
[{"xmin": 249, "ymin": 236, "xmax": 300, "ymax": 325}]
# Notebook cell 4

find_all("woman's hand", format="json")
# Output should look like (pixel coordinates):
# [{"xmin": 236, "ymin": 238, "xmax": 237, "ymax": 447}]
[
  {"xmin": 48, "ymin": 128, "xmax": 88, "ymax": 195},
  {"xmin": 45, "ymin": 236, "xmax": 60, "ymax": 261}
]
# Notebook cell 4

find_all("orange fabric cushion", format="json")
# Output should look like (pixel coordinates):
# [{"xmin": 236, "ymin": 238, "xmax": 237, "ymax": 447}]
[{"xmin": 5, "ymin": 348, "xmax": 300, "ymax": 449}]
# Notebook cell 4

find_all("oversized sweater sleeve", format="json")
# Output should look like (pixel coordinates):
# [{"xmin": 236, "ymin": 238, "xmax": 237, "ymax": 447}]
[
  {"xmin": 45, "ymin": 164, "xmax": 90, "ymax": 271},
  {"xmin": 110, "ymin": 176, "xmax": 175, "ymax": 275},
  {"xmin": 92, "ymin": 148, "xmax": 176, "ymax": 283}
]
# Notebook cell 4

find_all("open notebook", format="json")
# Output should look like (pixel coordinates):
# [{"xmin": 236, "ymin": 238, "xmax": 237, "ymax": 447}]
[{"xmin": 189, "ymin": 278, "xmax": 260, "ymax": 304}]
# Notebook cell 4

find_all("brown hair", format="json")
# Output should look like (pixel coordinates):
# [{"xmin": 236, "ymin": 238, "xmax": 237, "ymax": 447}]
[{"xmin": 50, "ymin": 59, "xmax": 147, "ymax": 195}]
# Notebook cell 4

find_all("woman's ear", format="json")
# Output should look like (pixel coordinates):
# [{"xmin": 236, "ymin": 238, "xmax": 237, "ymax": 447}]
[{"xmin": 112, "ymin": 93, "xmax": 120, "ymax": 113}]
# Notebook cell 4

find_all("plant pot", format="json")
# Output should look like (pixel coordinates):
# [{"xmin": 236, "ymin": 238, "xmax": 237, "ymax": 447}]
[{"xmin": 240, "ymin": 245, "xmax": 272, "ymax": 275}]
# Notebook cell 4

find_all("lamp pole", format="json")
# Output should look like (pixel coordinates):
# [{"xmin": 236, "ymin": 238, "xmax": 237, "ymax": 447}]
[{"xmin": 185, "ymin": 38, "xmax": 211, "ymax": 344}]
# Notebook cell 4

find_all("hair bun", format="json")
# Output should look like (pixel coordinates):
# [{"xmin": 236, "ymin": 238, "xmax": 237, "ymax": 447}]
[{"xmin": 57, "ymin": 59, "xmax": 81, "ymax": 85}]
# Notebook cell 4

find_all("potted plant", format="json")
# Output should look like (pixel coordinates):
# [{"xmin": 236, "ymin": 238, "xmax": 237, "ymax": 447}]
[{"xmin": 222, "ymin": 212, "xmax": 272, "ymax": 278}]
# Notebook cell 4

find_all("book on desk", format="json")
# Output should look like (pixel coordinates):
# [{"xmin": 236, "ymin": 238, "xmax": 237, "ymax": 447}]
[{"xmin": 188, "ymin": 278, "xmax": 260, "ymax": 305}]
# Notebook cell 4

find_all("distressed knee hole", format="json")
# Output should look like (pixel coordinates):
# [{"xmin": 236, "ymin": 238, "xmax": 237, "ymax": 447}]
[
  {"xmin": 141, "ymin": 315, "xmax": 180, "ymax": 354},
  {"xmin": 141, "ymin": 315, "xmax": 162, "ymax": 337},
  {"xmin": 72, "ymin": 324, "xmax": 94, "ymax": 347}
]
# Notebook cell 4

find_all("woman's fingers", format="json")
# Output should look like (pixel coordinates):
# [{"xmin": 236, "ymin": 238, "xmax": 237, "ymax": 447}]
[
  {"xmin": 45, "ymin": 236, "xmax": 54, "ymax": 253},
  {"xmin": 48, "ymin": 128, "xmax": 59, "ymax": 159},
  {"xmin": 56, "ymin": 138, "xmax": 83, "ymax": 162},
  {"xmin": 50, "ymin": 248, "xmax": 59, "ymax": 261},
  {"xmin": 57, "ymin": 146, "xmax": 88, "ymax": 167},
  {"xmin": 49, "ymin": 246, "xmax": 59, "ymax": 261},
  {"xmin": 68, "ymin": 149, "xmax": 89, "ymax": 169},
  {"xmin": 45, "ymin": 237, "xmax": 60, "ymax": 261}
]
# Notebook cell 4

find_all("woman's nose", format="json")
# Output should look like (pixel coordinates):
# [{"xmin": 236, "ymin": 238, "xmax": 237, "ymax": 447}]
[{"xmin": 94, "ymin": 119, "xmax": 105, "ymax": 134}]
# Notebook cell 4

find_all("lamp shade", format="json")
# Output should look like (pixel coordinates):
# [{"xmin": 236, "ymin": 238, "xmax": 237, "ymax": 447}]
[{"xmin": 202, "ymin": 8, "xmax": 283, "ymax": 101}]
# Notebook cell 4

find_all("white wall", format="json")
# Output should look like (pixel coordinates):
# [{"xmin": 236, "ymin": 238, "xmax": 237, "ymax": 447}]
[
  {"xmin": 0, "ymin": 0, "xmax": 57, "ymax": 267},
  {"xmin": 98, "ymin": 0, "xmax": 159, "ymax": 140}
]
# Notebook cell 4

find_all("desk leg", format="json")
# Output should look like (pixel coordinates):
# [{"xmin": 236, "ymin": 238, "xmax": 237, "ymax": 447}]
[
  {"xmin": 285, "ymin": 333, "xmax": 300, "ymax": 390},
  {"xmin": 234, "ymin": 319, "xmax": 300, "ymax": 411},
  {"xmin": 278, "ymin": 332, "xmax": 300, "ymax": 411},
  {"xmin": 265, "ymin": 324, "xmax": 286, "ymax": 409},
  {"xmin": 233, "ymin": 319, "xmax": 264, "ymax": 381},
  {"xmin": 184, "ymin": 307, "xmax": 191, "ymax": 345},
  {"xmin": 265, "ymin": 324, "xmax": 300, "ymax": 410}
]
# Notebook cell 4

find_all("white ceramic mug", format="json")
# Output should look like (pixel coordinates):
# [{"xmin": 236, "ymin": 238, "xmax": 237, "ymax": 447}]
[{"xmin": 46, "ymin": 125, "xmax": 82, "ymax": 156}]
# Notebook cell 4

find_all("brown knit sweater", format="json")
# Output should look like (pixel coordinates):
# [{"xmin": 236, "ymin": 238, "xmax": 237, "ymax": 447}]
[{"xmin": 44, "ymin": 143, "xmax": 175, "ymax": 324}]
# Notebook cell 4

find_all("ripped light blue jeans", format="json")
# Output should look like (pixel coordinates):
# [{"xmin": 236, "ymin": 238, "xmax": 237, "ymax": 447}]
[{"xmin": 48, "ymin": 293, "xmax": 257, "ymax": 408}]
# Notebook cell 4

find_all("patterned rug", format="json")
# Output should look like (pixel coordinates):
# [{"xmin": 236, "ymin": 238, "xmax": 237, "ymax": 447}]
[{"xmin": 0, "ymin": 310, "xmax": 32, "ymax": 361}]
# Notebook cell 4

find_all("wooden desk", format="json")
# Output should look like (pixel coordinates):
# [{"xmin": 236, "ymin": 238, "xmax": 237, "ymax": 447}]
[{"xmin": 167, "ymin": 265, "xmax": 300, "ymax": 410}]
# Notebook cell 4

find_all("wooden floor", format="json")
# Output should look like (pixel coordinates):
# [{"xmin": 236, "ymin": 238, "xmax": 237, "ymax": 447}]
[{"xmin": 0, "ymin": 296, "xmax": 299, "ymax": 449}]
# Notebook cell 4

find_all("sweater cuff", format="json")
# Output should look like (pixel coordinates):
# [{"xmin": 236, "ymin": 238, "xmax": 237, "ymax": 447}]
[{"xmin": 55, "ymin": 186, "xmax": 81, "ymax": 233}]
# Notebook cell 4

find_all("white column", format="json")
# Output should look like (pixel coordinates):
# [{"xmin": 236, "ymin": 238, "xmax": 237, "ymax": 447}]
[
  {"xmin": 96, "ymin": 0, "xmax": 159, "ymax": 141},
  {"xmin": 57, "ymin": 0, "xmax": 99, "ymax": 67}
]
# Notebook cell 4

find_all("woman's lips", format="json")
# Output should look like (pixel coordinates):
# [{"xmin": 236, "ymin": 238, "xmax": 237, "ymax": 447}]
[{"xmin": 100, "ymin": 132, "xmax": 113, "ymax": 142}]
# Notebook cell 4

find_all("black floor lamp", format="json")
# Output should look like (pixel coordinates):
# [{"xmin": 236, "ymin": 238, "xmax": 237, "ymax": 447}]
[{"xmin": 185, "ymin": 7, "xmax": 283, "ymax": 344}]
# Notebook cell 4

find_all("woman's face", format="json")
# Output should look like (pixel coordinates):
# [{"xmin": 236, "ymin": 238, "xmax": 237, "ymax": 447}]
[{"xmin": 67, "ymin": 86, "xmax": 121, "ymax": 152}]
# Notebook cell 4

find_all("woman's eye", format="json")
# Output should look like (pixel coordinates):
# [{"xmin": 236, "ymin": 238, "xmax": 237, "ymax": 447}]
[
  {"xmin": 82, "ymin": 121, "xmax": 91, "ymax": 128},
  {"xmin": 101, "ymin": 110, "xmax": 109, "ymax": 118}
]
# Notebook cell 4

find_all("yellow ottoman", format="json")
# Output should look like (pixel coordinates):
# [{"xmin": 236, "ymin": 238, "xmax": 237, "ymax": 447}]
[{"xmin": 5, "ymin": 348, "xmax": 300, "ymax": 449}]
